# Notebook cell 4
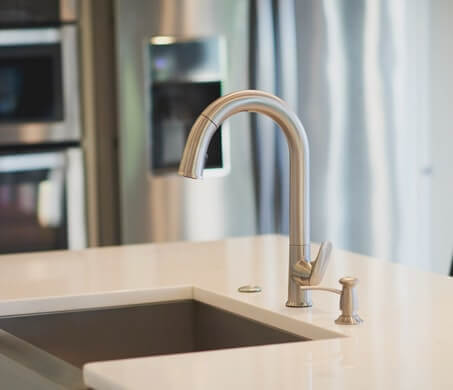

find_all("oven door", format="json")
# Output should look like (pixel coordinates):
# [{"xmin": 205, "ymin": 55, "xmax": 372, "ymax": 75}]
[
  {"xmin": 0, "ymin": 148, "xmax": 86, "ymax": 254},
  {"xmin": 0, "ymin": 26, "xmax": 80, "ymax": 145}
]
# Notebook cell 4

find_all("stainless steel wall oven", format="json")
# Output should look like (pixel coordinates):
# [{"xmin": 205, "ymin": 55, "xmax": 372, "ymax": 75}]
[
  {"xmin": 0, "ymin": 25, "xmax": 80, "ymax": 145},
  {"xmin": 0, "ymin": 148, "xmax": 85, "ymax": 253},
  {"xmin": 0, "ymin": 0, "xmax": 86, "ymax": 254}
]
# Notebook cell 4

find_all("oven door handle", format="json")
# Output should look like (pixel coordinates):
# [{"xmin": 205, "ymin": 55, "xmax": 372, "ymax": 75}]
[
  {"xmin": 0, "ymin": 153, "xmax": 66, "ymax": 173},
  {"xmin": 0, "ymin": 28, "xmax": 61, "ymax": 47}
]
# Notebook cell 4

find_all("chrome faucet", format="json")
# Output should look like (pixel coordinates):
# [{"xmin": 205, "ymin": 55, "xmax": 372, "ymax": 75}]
[{"xmin": 178, "ymin": 90, "xmax": 333, "ymax": 308}]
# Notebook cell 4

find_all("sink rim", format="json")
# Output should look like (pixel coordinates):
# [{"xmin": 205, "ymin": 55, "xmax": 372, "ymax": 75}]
[
  {"xmin": 0, "ymin": 285, "xmax": 345, "ymax": 341},
  {"xmin": 0, "ymin": 287, "xmax": 345, "ymax": 389}
]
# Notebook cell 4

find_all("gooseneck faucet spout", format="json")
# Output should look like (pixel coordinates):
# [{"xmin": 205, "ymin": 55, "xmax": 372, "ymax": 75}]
[{"xmin": 179, "ymin": 90, "xmax": 332, "ymax": 307}]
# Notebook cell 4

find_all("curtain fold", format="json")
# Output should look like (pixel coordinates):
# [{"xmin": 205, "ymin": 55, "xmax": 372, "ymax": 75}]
[{"xmin": 250, "ymin": 0, "xmax": 298, "ymax": 235}]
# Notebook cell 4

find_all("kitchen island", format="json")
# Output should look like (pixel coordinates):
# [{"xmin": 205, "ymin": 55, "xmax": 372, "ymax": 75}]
[{"xmin": 0, "ymin": 235, "xmax": 451, "ymax": 389}]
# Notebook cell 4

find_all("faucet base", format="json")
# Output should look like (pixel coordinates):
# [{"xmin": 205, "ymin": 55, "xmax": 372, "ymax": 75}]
[
  {"xmin": 285, "ymin": 300, "xmax": 312, "ymax": 308},
  {"xmin": 286, "ymin": 280, "xmax": 312, "ymax": 307},
  {"xmin": 287, "ymin": 245, "xmax": 313, "ymax": 307},
  {"xmin": 335, "ymin": 313, "xmax": 363, "ymax": 325}
]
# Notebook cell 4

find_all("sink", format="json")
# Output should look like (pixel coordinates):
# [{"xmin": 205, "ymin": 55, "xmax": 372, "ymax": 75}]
[{"xmin": 0, "ymin": 300, "xmax": 308, "ymax": 388}]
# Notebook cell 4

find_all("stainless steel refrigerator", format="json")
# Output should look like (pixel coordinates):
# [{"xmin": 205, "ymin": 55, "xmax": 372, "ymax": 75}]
[{"xmin": 114, "ymin": 0, "xmax": 431, "ymax": 269}]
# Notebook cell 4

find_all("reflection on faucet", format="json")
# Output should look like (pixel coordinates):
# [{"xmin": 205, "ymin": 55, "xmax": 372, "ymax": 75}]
[{"xmin": 179, "ymin": 90, "xmax": 332, "ymax": 308}]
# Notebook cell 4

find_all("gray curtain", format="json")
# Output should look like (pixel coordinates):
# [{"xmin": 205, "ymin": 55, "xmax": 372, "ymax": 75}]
[{"xmin": 250, "ymin": 0, "xmax": 298, "ymax": 235}]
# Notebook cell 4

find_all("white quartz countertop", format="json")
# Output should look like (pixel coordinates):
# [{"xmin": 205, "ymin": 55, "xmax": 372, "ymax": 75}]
[{"xmin": 0, "ymin": 235, "xmax": 452, "ymax": 389}]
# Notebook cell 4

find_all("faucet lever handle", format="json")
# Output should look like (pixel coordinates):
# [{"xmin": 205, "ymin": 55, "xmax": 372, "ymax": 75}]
[
  {"xmin": 308, "ymin": 241, "xmax": 332, "ymax": 285},
  {"xmin": 291, "ymin": 241, "xmax": 332, "ymax": 286}
]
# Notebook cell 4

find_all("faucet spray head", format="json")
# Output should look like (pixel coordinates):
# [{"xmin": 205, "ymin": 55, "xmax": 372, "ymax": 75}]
[{"xmin": 178, "ymin": 115, "xmax": 218, "ymax": 179}]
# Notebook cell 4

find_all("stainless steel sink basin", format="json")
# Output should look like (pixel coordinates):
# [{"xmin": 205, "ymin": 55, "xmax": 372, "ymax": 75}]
[{"xmin": 0, "ymin": 300, "xmax": 308, "ymax": 389}]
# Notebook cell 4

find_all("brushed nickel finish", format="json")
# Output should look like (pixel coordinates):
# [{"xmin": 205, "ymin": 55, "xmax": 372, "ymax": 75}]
[
  {"xmin": 238, "ymin": 285, "xmax": 262, "ymax": 293},
  {"xmin": 294, "ymin": 276, "xmax": 363, "ymax": 325},
  {"xmin": 335, "ymin": 277, "xmax": 363, "ymax": 325},
  {"xmin": 179, "ymin": 90, "xmax": 332, "ymax": 308}
]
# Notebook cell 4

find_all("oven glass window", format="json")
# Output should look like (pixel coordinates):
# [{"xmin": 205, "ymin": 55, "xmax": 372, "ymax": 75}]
[
  {"xmin": 0, "ymin": 43, "xmax": 63, "ymax": 123},
  {"xmin": 0, "ymin": 164, "xmax": 67, "ymax": 254}
]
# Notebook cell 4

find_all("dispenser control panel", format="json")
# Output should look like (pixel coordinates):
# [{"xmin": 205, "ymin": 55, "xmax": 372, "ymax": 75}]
[{"xmin": 149, "ymin": 36, "xmax": 227, "ymax": 175}]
